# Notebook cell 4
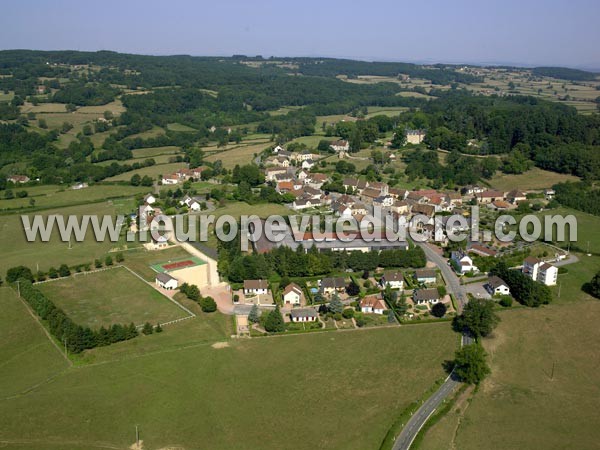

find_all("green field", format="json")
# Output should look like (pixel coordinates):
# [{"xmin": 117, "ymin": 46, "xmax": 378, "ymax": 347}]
[
  {"xmin": 37, "ymin": 267, "xmax": 188, "ymax": 328},
  {"xmin": 0, "ymin": 202, "xmax": 133, "ymax": 277},
  {"xmin": 0, "ymin": 184, "xmax": 145, "ymax": 211},
  {"xmin": 204, "ymin": 141, "xmax": 272, "ymax": 168},
  {"xmin": 419, "ymin": 301, "xmax": 600, "ymax": 450},
  {"xmin": 0, "ymin": 319, "xmax": 456, "ymax": 449},
  {"xmin": 105, "ymin": 162, "xmax": 187, "ymax": 181},
  {"xmin": 488, "ymin": 167, "xmax": 579, "ymax": 191},
  {"xmin": 130, "ymin": 146, "xmax": 181, "ymax": 158},
  {"xmin": 0, "ymin": 287, "xmax": 69, "ymax": 399}
]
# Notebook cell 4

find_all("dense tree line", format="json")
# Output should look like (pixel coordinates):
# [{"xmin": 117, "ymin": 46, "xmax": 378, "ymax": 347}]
[
  {"xmin": 52, "ymin": 82, "xmax": 120, "ymax": 106},
  {"xmin": 218, "ymin": 239, "xmax": 426, "ymax": 283},
  {"xmin": 490, "ymin": 262, "xmax": 552, "ymax": 307},
  {"xmin": 294, "ymin": 58, "xmax": 483, "ymax": 85},
  {"xmin": 17, "ymin": 279, "xmax": 138, "ymax": 353},
  {"xmin": 553, "ymin": 181, "xmax": 600, "ymax": 216},
  {"xmin": 532, "ymin": 67, "xmax": 598, "ymax": 81}
]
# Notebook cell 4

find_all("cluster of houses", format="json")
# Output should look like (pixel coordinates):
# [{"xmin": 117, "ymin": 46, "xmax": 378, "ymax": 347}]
[{"xmin": 161, "ymin": 167, "xmax": 205, "ymax": 185}]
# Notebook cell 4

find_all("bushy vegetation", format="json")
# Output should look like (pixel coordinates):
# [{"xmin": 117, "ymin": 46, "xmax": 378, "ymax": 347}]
[{"xmin": 490, "ymin": 262, "xmax": 552, "ymax": 307}]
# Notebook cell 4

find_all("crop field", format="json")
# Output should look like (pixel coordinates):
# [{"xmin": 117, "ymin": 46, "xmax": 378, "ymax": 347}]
[
  {"xmin": 419, "ymin": 301, "xmax": 600, "ymax": 450},
  {"xmin": 0, "ymin": 184, "xmax": 145, "ymax": 211},
  {"xmin": 37, "ymin": 266, "xmax": 189, "ymax": 328},
  {"xmin": 0, "ymin": 320, "xmax": 456, "ymax": 449}
]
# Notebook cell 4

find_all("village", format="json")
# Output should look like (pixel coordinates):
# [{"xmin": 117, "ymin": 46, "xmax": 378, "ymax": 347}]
[{"xmin": 127, "ymin": 134, "xmax": 565, "ymax": 337}]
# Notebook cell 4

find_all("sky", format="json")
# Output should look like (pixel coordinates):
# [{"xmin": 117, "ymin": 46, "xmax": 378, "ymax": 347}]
[{"xmin": 1, "ymin": 0, "xmax": 599, "ymax": 70}]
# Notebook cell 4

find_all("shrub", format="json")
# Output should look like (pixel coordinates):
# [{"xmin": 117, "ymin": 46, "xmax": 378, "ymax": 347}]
[
  {"xmin": 342, "ymin": 308, "xmax": 355, "ymax": 319},
  {"xmin": 6, "ymin": 266, "xmax": 34, "ymax": 283},
  {"xmin": 200, "ymin": 296, "xmax": 217, "ymax": 313},
  {"xmin": 58, "ymin": 264, "xmax": 71, "ymax": 278},
  {"xmin": 48, "ymin": 267, "xmax": 58, "ymax": 279},
  {"xmin": 94, "ymin": 259, "xmax": 102, "ymax": 269},
  {"xmin": 355, "ymin": 316, "xmax": 366, "ymax": 327},
  {"xmin": 499, "ymin": 296, "xmax": 513, "ymax": 307},
  {"xmin": 431, "ymin": 302, "xmax": 447, "ymax": 318},
  {"xmin": 333, "ymin": 312, "xmax": 343, "ymax": 321},
  {"xmin": 105, "ymin": 255, "xmax": 113, "ymax": 266},
  {"xmin": 142, "ymin": 322, "xmax": 154, "ymax": 335},
  {"xmin": 115, "ymin": 252, "xmax": 124, "ymax": 263}
]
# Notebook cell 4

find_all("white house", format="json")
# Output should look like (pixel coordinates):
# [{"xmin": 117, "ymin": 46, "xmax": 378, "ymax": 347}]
[
  {"xmin": 413, "ymin": 288, "xmax": 440, "ymax": 305},
  {"xmin": 143, "ymin": 193, "xmax": 156, "ymax": 205},
  {"xmin": 243, "ymin": 279, "xmax": 269, "ymax": 295},
  {"xmin": 330, "ymin": 139, "xmax": 350, "ymax": 152},
  {"xmin": 290, "ymin": 308, "xmax": 318, "ymax": 322},
  {"xmin": 282, "ymin": 283, "xmax": 304, "ymax": 306},
  {"xmin": 451, "ymin": 251, "xmax": 478, "ymax": 274},
  {"xmin": 360, "ymin": 295, "xmax": 387, "ymax": 314},
  {"xmin": 415, "ymin": 269, "xmax": 437, "ymax": 284},
  {"xmin": 155, "ymin": 272, "xmax": 178, "ymax": 290},
  {"xmin": 301, "ymin": 159, "xmax": 315, "ymax": 170},
  {"xmin": 522, "ymin": 257, "xmax": 558, "ymax": 286},
  {"xmin": 380, "ymin": 271, "xmax": 404, "ymax": 290},
  {"xmin": 161, "ymin": 174, "xmax": 179, "ymax": 185},
  {"xmin": 485, "ymin": 276, "xmax": 511, "ymax": 296}
]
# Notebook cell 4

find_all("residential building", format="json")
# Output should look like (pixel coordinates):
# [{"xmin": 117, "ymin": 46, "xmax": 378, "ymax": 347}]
[
  {"xmin": 476, "ymin": 190, "xmax": 505, "ymax": 204},
  {"xmin": 290, "ymin": 308, "xmax": 318, "ymax": 322},
  {"xmin": 413, "ymin": 288, "xmax": 440, "ymax": 305},
  {"xmin": 380, "ymin": 271, "xmax": 404, "ymax": 289},
  {"xmin": 485, "ymin": 276, "xmax": 511, "ymax": 296},
  {"xmin": 6, "ymin": 175, "xmax": 30, "ymax": 184},
  {"xmin": 415, "ymin": 269, "xmax": 437, "ymax": 284},
  {"xmin": 522, "ymin": 257, "xmax": 558, "ymax": 286},
  {"xmin": 243, "ymin": 279, "xmax": 269, "ymax": 295},
  {"xmin": 143, "ymin": 193, "xmax": 156, "ymax": 205},
  {"xmin": 320, "ymin": 277, "xmax": 346, "ymax": 295},
  {"xmin": 330, "ymin": 139, "xmax": 350, "ymax": 152},
  {"xmin": 406, "ymin": 129, "xmax": 426, "ymax": 145},
  {"xmin": 282, "ymin": 283, "xmax": 304, "ymax": 306},
  {"xmin": 451, "ymin": 250, "xmax": 478, "ymax": 274},
  {"xmin": 360, "ymin": 295, "xmax": 387, "ymax": 314}
]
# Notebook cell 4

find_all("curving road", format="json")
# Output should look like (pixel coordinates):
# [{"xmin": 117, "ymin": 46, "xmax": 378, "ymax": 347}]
[{"xmin": 392, "ymin": 241, "xmax": 470, "ymax": 450}]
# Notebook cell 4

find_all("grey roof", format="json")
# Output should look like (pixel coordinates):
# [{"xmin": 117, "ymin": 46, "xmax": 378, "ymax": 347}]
[
  {"xmin": 156, "ymin": 272, "xmax": 176, "ymax": 283},
  {"xmin": 413, "ymin": 288, "xmax": 440, "ymax": 301},
  {"xmin": 415, "ymin": 269, "xmax": 437, "ymax": 279},
  {"xmin": 290, "ymin": 308, "xmax": 318, "ymax": 318},
  {"xmin": 320, "ymin": 277, "xmax": 346, "ymax": 289},
  {"xmin": 487, "ymin": 276, "xmax": 508, "ymax": 289}
]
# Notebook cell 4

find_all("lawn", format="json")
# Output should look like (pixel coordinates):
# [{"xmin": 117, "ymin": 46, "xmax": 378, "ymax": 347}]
[
  {"xmin": 130, "ymin": 145, "xmax": 181, "ymax": 158},
  {"xmin": 37, "ymin": 266, "xmax": 189, "ymax": 328},
  {"xmin": 0, "ymin": 287, "xmax": 69, "ymax": 399},
  {"xmin": 419, "ymin": 301, "xmax": 600, "ymax": 450},
  {"xmin": 0, "ymin": 322, "xmax": 456, "ymax": 449}
]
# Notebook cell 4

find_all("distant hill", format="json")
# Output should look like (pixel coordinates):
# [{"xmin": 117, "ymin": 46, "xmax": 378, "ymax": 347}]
[{"xmin": 532, "ymin": 66, "xmax": 598, "ymax": 81}]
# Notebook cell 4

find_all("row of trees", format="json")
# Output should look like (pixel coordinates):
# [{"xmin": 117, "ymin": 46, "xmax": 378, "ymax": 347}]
[{"xmin": 219, "ymin": 242, "xmax": 426, "ymax": 283}]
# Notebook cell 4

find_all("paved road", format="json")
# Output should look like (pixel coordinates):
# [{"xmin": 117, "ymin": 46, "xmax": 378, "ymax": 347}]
[
  {"xmin": 392, "ymin": 241, "xmax": 471, "ymax": 450},
  {"xmin": 392, "ymin": 373, "xmax": 462, "ymax": 450}
]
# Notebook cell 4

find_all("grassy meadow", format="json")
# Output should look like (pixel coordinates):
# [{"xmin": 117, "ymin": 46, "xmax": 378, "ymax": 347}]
[
  {"xmin": 0, "ymin": 320, "xmax": 456, "ymax": 450},
  {"xmin": 418, "ymin": 301, "xmax": 600, "ymax": 450},
  {"xmin": 37, "ymin": 267, "xmax": 188, "ymax": 328}
]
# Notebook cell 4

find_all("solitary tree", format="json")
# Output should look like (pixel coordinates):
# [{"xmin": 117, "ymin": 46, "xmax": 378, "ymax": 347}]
[
  {"xmin": 142, "ymin": 322, "xmax": 154, "ymax": 335},
  {"xmin": 431, "ymin": 302, "xmax": 447, "ymax": 318},
  {"xmin": 264, "ymin": 306, "xmax": 285, "ymax": 333},
  {"xmin": 452, "ymin": 343, "xmax": 491, "ymax": 384},
  {"xmin": 200, "ymin": 296, "xmax": 217, "ymax": 313},
  {"xmin": 248, "ymin": 304, "xmax": 260, "ymax": 323},
  {"xmin": 329, "ymin": 295, "xmax": 344, "ymax": 314},
  {"xmin": 452, "ymin": 299, "xmax": 499, "ymax": 338}
]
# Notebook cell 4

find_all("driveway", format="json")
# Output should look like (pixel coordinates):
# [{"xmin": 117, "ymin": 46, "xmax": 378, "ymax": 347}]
[{"xmin": 463, "ymin": 282, "xmax": 491, "ymax": 300}]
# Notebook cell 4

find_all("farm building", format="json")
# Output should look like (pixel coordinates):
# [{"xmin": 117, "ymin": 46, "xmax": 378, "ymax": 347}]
[{"xmin": 155, "ymin": 272, "xmax": 178, "ymax": 290}]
